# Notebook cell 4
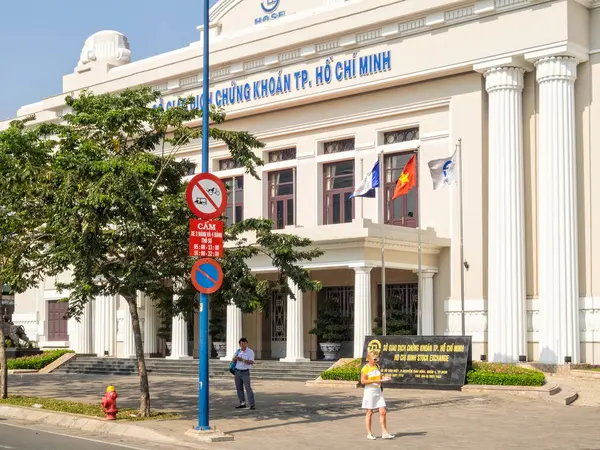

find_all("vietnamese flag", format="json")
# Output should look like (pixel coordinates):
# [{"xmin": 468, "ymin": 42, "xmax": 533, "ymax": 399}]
[{"xmin": 392, "ymin": 154, "xmax": 417, "ymax": 200}]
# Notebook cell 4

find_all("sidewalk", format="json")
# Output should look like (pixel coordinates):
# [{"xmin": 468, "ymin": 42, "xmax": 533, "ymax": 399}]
[{"xmin": 6, "ymin": 373, "xmax": 600, "ymax": 449}]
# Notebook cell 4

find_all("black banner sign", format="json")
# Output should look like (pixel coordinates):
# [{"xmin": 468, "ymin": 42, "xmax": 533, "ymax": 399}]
[{"xmin": 361, "ymin": 335, "xmax": 472, "ymax": 389}]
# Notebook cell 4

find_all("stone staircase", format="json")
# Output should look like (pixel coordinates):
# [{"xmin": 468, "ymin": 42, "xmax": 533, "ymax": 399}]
[{"xmin": 52, "ymin": 356, "xmax": 334, "ymax": 382}]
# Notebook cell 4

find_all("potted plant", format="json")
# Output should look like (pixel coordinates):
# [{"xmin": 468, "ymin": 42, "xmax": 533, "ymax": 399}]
[
  {"xmin": 209, "ymin": 303, "xmax": 227, "ymax": 359},
  {"xmin": 372, "ymin": 306, "xmax": 414, "ymax": 336},
  {"xmin": 309, "ymin": 298, "xmax": 350, "ymax": 361}
]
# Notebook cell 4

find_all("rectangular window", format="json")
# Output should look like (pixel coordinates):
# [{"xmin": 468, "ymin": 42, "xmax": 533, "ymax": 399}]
[
  {"xmin": 222, "ymin": 177, "xmax": 244, "ymax": 226},
  {"xmin": 268, "ymin": 169, "xmax": 295, "ymax": 229},
  {"xmin": 384, "ymin": 152, "xmax": 418, "ymax": 228},
  {"xmin": 323, "ymin": 160, "xmax": 354, "ymax": 225}
]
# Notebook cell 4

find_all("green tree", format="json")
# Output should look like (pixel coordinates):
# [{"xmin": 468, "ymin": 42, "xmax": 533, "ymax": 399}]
[
  {"xmin": 43, "ymin": 87, "xmax": 322, "ymax": 417},
  {"xmin": 0, "ymin": 118, "xmax": 56, "ymax": 398}
]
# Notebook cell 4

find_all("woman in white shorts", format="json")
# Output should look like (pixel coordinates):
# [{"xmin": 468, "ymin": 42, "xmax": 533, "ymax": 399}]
[{"xmin": 360, "ymin": 351, "xmax": 395, "ymax": 441}]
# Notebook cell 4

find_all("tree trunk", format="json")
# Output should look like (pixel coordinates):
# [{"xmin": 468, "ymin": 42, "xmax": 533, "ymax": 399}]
[
  {"xmin": 126, "ymin": 297, "xmax": 151, "ymax": 417},
  {"xmin": 0, "ymin": 284, "xmax": 7, "ymax": 399}
]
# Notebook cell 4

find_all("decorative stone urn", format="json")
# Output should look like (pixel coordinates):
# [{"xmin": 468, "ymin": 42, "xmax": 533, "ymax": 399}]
[
  {"xmin": 213, "ymin": 341, "xmax": 227, "ymax": 358},
  {"xmin": 319, "ymin": 342, "xmax": 341, "ymax": 361}
]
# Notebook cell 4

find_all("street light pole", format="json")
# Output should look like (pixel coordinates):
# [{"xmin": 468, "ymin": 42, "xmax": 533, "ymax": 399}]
[{"xmin": 196, "ymin": 0, "xmax": 211, "ymax": 431}]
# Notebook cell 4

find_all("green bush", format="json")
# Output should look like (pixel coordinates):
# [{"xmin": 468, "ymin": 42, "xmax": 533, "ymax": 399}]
[
  {"xmin": 320, "ymin": 358, "xmax": 361, "ymax": 381},
  {"xmin": 466, "ymin": 362, "xmax": 545, "ymax": 386},
  {"xmin": 7, "ymin": 349, "xmax": 74, "ymax": 371}
]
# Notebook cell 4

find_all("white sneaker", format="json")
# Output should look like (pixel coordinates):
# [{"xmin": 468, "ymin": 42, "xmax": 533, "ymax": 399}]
[
  {"xmin": 367, "ymin": 434, "xmax": 376, "ymax": 440},
  {"xmin": 382, "ymin": 433, "xmax": 395, "ymax": 439}
]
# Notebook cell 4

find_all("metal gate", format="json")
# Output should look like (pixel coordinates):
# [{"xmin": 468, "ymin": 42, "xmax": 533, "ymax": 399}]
[
  {"xmin": 377, "ymin": 283, "xmax": 418, "ymax": 332},
  {"xmin": 270, "ymin": 291, "xmax": 287, "ymax": 358}
]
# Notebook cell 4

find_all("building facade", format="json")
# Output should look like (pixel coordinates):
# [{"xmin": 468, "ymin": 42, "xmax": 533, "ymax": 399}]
[{"xmin": 3, "ymin": 0, "xmax": 600, "ymax": 364}]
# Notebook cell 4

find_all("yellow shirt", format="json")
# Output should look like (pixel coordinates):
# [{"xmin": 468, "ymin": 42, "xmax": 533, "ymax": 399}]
[{"xmin": 361, "ymin": 364, "xmax": 382, "ymax": 385}]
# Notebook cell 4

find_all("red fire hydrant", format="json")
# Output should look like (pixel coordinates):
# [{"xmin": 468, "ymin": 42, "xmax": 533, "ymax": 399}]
[{"xmin": 101, "ymin": 385, "xmax": 118, "ymax": 420}]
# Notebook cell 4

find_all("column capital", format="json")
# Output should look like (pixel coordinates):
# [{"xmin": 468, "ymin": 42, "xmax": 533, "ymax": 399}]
[
  {"xmin": 352, "ymin": 266, "xmax": 373, "ymax": 274},
  {"xmin": 534, "ymin": 56, "xmax": 578, "ymax": 84},
  {"xmin": 473, "ymin": 55, "xmax": 533, "ymax": 74},
  {"xmin": 482, "ymin": 67, "xmax": 525, "ymax": 93},
  {"xmin": 524, "ymin": 41, "xmax": 588, "ymax": 65},
  {"xmin": 413, "ymin": 270, "xmax": 436, "ymax": 279}
]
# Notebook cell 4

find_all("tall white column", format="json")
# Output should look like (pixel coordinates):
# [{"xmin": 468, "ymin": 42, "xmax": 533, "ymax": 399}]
[
  {"xmin": 484, "ymin": 66, "xmax": 527, "ymax": 363},
  {"xmin": 353, "ymin": 267, "xmax": 372, "ymax": 358},
  {"xmin": 122, "ymin": 302, "xmax": 136, "ymax": 358},
  {"xmin": 281, "ymin": 281, "xmax": 308, "ymax": 362},
  {"xmin": 93, "ymin": 295, "xmax": 117, "ymax": 357},
  {"xmin": 536, "ymin": 56, "xmax": 580, "ymax": 364},
  {"xmin": 221, "ymin": 303, "xmax": 242, "ymax": 360},
  {"xmin": 418, "ymin": 271, "xmax": 435, "ymax": 335},
  {"xmin": 143, "ymin": 295, "xmax": 158, "ymax": 356},
  {"xmin": 68, "ymin": 302, "xmax": 93, "ymax": 354},
  {"xmin": 167, "ymin": 314, "xmax": 192, "ymax": 360}
]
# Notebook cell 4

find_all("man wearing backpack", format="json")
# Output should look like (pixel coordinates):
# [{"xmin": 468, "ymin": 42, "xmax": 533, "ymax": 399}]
[{"xmin": 232, "ymin": 337, "xmax": 256, "ymax": 410}]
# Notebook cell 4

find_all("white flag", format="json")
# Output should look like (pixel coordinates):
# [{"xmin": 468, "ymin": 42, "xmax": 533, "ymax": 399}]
[{"xmin": 427, "ymin": 151, "xmax": 457, "ymax": 190}]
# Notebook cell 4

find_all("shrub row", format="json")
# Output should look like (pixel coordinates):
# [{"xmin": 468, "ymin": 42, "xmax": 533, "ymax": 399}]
[
  {"xmin": 466, "ymin": 362, "xmax": 545, "ymax": 386},
  {"xmin": 320, "ymin": 358, "xmax": 361, "ymax": 381},
  {"xmin": 320, "ymin": 359, "xmax": 545, "ymax": 387},
  {"xmin": 7, "ymin": 349, "xmax": 74, "ymax": 371}
]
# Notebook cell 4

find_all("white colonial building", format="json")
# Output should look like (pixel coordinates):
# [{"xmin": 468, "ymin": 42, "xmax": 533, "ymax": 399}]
[{"xmin": 2, "ymin": 0, "xmax": 600, "ymax": 364}]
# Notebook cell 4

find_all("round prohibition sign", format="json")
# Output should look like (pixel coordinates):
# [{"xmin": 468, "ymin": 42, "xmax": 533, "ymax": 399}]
[
  {"xmin": 191, "ymin": 258, "xmax": 223, "ymax": 294},
  {"xmin": 186, "ymin": 173, "xmax": 228, "ymax": 219}
]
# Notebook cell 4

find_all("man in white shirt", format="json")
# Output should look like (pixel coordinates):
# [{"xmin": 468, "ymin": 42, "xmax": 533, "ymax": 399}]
[{"xmin": 232, "ymin": 337, "xmax": 255, "ymax": 410}]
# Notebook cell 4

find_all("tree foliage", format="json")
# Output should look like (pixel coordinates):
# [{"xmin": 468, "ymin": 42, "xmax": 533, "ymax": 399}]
[
  {"xmin": 32, "ymin": 87, "xmax": 323, "ymax": 415},
  {"xmin": 0, "ymin": 118, "xmax": 56, "ymax": 398}
]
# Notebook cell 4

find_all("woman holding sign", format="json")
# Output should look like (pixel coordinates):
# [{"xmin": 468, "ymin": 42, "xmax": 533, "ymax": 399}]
[{"xmin": 361, "ymin": 351, "xmax": 395, "ymax": 440}]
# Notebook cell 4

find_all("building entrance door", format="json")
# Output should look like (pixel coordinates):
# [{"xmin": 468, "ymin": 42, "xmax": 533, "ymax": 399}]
[
  {"xmin": 47, "ymin": 300, "xmax": 69, "ymax": 341},
  {"xmin": 270, "ymin": 291, "xmax": 287, "ymax": 359}
]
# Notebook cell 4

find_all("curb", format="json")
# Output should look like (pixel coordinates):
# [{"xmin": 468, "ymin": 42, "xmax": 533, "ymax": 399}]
[
  {"xmin": 461, "ymin": 383, "xmax": 560, "ymax": 398},
  {"xmin": 0, "ymin": 405, "xmax": 183, "ymax": 445},
  {"xmin": 569, "ymin": 370, "xmax": 600, "ymax": 380},
  {"xmin": 8, "ymin": 370, "xmax": 38, "ymax": 375}
]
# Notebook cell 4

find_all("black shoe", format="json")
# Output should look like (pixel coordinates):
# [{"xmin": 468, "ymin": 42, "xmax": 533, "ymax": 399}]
[
  {"xmin": 250, "ymin": 406, "xmax": 256, "ymax": 410},
  {"xmin": 235, "ymin": 404, "xmax": 247, "ymax": 409}
]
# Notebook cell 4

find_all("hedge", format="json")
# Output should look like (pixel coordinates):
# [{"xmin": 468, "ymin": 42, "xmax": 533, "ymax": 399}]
[
  {"xmin": 7, "ymin": 349, "xmax": 74, "ymax": 371},
  {"xmin": 466, "ymin": 362, "xmax": 545, "ymax": 386},
  {"xmin": 320, "ymin": 358, "xmax": 361, "ymax": 381},
  {"xmin": 321, "ymin": 359, "xmax": 545, "ymax": 387}
]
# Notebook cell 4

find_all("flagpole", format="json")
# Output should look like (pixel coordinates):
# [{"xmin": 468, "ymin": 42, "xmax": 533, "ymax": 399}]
[
  {"xmin": 458, "ymin": 139, "xmax": 466, "ymax": 336},
  {"xmin": 417, "ymin": 147, "xmax": 423, "ymax": 336},
  {"xmin": 360, "ymin": 158, "xmax": 364, "ymax": 221},
  {"xmin": 380, "ymin": 150, "xmax": 387, "ymax": 336}
]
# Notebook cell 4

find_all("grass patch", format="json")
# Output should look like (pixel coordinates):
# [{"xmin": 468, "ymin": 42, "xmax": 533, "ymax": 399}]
[
  {"xmin": 7, "ymin": 350, "xmax": 74, "ymax": 371},
  {"xmin": 0, "ymin": 395, "xmax": 181, "ymax": 421},
  {"xmin": 574, "ymin": 364, "xmax": 600, "ymax": 372},
  {"xmin": 320, "ymin": 358, "xmax": 361, "ymax": 381},
  {"xmin": 466, "ymin": 362, "xmax": 545, "ymax": 386}
]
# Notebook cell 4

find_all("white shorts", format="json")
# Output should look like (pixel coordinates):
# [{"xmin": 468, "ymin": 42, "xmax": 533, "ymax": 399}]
[{"xmin": 362, "ymin": 386, "xmax": 386, "ymax": 410}]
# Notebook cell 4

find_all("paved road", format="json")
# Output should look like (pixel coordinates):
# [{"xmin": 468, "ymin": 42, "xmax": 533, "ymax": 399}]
[{"xmin": 0, "ymin": 419, "xmax": 167, "ymax": 450}]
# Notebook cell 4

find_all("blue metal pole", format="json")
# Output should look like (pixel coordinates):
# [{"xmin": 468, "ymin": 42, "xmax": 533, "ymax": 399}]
[{"xmin": 197, "ymin": 0, "xmax": 211, "ymax": 432}]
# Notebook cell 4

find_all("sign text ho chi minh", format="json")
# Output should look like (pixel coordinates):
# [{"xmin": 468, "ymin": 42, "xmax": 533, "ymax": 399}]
[{"xmin": 152, "ymin": 50, "xmax": 392, "ymax": 111}]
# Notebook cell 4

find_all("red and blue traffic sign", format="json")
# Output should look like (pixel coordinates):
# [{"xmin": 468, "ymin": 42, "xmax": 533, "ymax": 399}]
[
  {"xmin": 191, "ymin": 258, "xmax": 223, "ymax": 294},
  {"xmin": 186, "ymin": 173, "xmax": 228, "ymax": 220}
]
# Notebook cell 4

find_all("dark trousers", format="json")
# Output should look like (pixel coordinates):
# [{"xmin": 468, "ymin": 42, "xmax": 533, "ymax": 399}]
[{"xmin": 234, "ymin": 369, "xmax": 255, "ymax": 406}]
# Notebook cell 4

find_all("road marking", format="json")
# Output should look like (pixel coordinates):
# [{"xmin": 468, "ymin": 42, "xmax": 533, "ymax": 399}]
[{"xmin": 0, "ymin": 421, "xmax": 151, "ymax": 450}]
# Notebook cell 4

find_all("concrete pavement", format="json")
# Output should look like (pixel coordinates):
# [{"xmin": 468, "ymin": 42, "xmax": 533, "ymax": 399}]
[{"xmin": 5, "ymin": 373, "xmax": 600, "ymax": 449}]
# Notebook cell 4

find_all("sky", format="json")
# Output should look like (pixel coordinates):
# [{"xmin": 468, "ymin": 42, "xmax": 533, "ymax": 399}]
[{"xmin": 0, "ymin": 0, "xmax": 219, "ymax": 120}]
